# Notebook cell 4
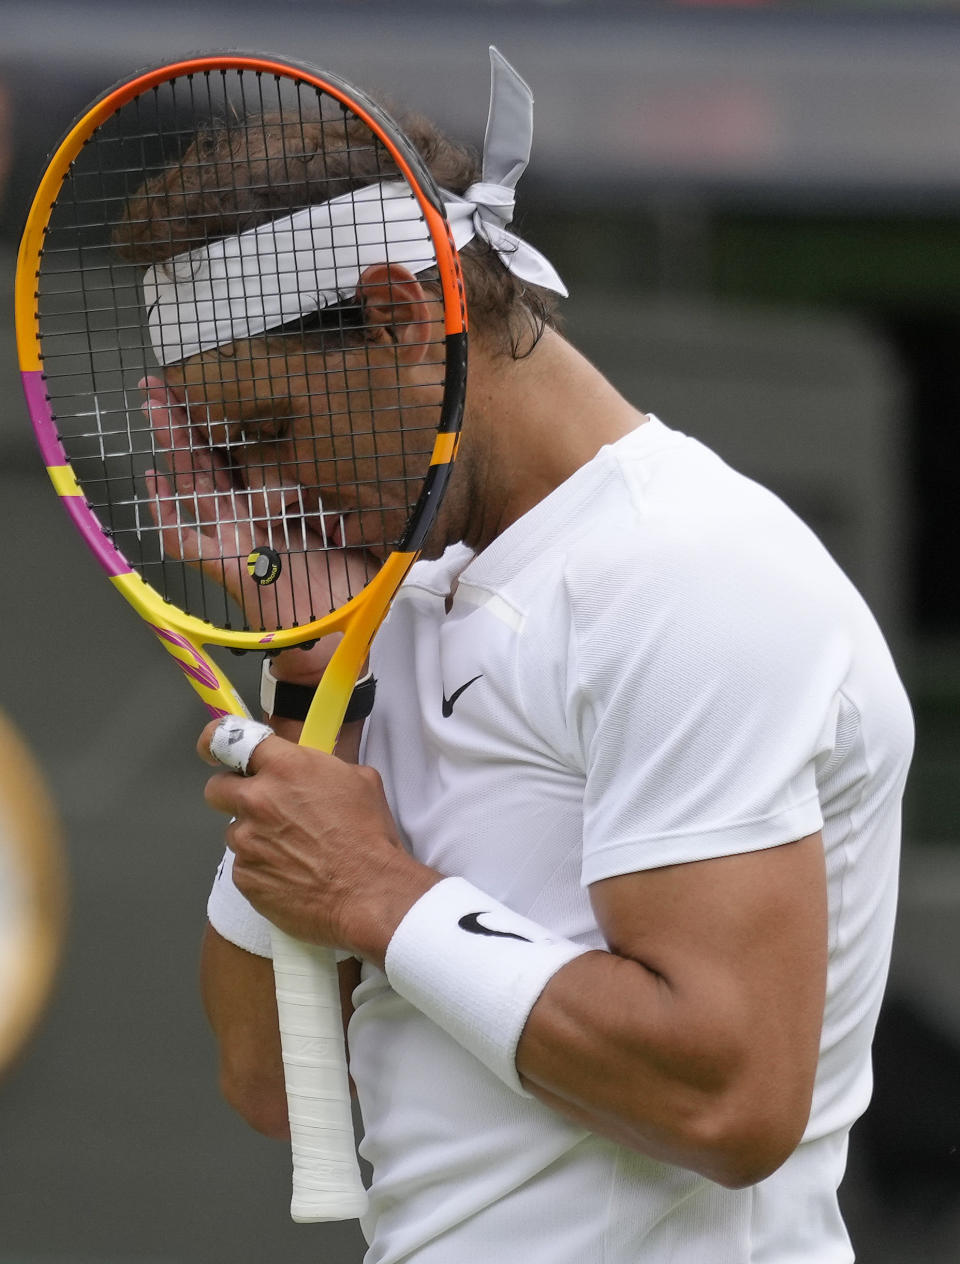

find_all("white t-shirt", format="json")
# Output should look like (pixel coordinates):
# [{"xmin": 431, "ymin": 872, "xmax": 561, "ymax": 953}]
[{"xmin": 210, "ymin": 418, "xmax": 914, "ymax": 1263}]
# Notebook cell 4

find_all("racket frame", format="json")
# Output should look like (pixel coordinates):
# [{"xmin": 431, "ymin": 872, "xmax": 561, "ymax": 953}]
[{"xmin": 16, "ymin": 50, "xmax": 468, "ymax": 1218}]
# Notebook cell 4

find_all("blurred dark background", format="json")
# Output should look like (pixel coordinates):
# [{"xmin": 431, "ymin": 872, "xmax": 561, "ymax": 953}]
[{"xmin": 1, "ymin": 1, "xmax": 958, "ymax": 1260}]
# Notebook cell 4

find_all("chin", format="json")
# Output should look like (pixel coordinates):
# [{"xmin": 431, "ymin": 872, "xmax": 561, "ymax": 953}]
[
  {"xmin": 414, "ymin": 517, "xmax": 464, "ymax": 562},
  {"xmin": 413, "ymin": 538, "xmax": 446, "ymax": 563}
]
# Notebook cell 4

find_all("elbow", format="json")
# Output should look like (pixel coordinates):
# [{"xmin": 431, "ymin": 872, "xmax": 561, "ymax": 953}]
[
  {"xmin": 684, "ymin": 1084, "xmax": 811, "ymax": 1190},
  {"xmin": 661, "ymin": 1030, "xmax": 816, "ymax": 1189},
  {"xmin": 700, "ymin": 1132, "xmax": 801, "ymax": 1191},
  {"xmin": 611, "ymin": 1061, "xmax": 812, "ymax": 1189},
  {"xmin": 219, "ymin": 1062, "xmax": 290, "ymax": 1142}
]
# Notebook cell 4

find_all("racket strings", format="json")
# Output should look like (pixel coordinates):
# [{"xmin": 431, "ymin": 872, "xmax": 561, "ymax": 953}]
[{"xmin": 36, "ymin": 66, "xmax": 449, "ymax": 633}]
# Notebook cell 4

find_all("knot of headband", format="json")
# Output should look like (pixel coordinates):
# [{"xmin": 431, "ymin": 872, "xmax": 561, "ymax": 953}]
[{"xmin": 142, "ymin": 46, "xmax": 567, "ymax": 366}]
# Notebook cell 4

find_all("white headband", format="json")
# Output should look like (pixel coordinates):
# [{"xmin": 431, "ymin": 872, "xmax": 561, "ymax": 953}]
[{"xmin": 142, "ymin": 47, "xmax": 567, "ymax": 366}]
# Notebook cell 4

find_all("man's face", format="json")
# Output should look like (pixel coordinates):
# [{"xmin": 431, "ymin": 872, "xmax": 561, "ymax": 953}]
[{"xmin": 166, "ymin": 333, "xmax": 446, "ymax": 562}]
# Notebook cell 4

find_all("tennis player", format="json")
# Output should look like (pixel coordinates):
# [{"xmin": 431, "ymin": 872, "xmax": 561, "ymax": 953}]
[{"xmin": 141, "ymin": 50, "xmax": 913, "ymax": 1264}]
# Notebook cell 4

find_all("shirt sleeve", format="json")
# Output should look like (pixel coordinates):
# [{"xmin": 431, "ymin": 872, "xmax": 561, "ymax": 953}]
[{"xmin": 566, "ymin": 530, "xmax": 847, "ymax": 888}]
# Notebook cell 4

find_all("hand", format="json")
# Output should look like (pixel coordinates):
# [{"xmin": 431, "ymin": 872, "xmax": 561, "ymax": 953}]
[
  {"xmin": 198, "ymin": 721, "xmax": 439, "ymax": 962},
  {"xmin": 140, "ymin": 376, "xmax": 375, "ymax": 658}
]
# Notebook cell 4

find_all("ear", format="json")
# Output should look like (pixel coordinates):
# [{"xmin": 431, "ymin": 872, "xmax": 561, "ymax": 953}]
[{"xmin": 355, "ymin": 263, "xmax": 438, "ymax": 365}]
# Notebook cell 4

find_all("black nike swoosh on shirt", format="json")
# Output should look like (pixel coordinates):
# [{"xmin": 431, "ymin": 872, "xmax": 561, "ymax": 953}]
[
  {"xmin": 441, "ymin": 673, "xmax": 483, "ymax": 717},
  {"xmin": 458, "ymin": 912, "xmax": 532, "ymax": 943}
]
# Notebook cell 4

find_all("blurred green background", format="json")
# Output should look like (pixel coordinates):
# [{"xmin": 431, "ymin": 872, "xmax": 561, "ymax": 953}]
[{"xmin": 1, "ymin": 2, "xmax": 958, "ymax": 1260}]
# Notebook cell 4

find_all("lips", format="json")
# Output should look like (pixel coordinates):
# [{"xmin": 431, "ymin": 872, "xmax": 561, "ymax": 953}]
[
  {"xmin": 328, "ymin": 513, "xmax": 346, "ymax": 549},
  {"xmin": 296, "ymin": 488, "xmax": 346, "ymax": 549}
]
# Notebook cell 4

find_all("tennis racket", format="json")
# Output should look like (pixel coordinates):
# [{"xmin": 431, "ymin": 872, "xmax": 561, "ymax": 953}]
[{"xmin": 15, "ymin": 52, "xmax": 467, "ymax": 1221}]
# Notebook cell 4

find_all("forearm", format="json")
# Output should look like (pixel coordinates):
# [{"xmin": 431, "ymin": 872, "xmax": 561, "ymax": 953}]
[
  {"xmin": 200, "ymin": 924, "xmax": 289, "ymax": 1139},
  {"xmin": 200, "ymin": 924, "xmax": 363, "ymax": 1136},
  {"xmin": 514, "ymin": 951, "xmax": 801, "ymax": 1188}
]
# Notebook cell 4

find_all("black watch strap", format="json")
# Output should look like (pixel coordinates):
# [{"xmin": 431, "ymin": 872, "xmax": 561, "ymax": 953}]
[
  {"xmin": 261, "ymin": 657, "xmax": 376, "ymax": 724},
  {"xmin": 343, "ymin": 673, "xmax": 378, "ymax": 724}
]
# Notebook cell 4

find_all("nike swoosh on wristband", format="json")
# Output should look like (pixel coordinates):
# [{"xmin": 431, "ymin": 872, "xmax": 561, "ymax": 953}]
[
  {"xmin": 441, "ymin": 673, "xmax": 483, "ymax": 717},
  {"xmin": 458, "ymin": 912, "xmax": 533, "ymax": 942}
]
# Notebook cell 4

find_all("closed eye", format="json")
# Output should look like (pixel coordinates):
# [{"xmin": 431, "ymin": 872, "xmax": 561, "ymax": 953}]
[{"xmin": 222, "ymin": 416, "xmax": 294, "ymax": 451}]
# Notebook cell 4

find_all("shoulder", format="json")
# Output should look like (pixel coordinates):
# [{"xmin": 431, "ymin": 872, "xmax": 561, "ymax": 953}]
[
  {"xmin": 545, "ymin": 443, "xmax": 871, "ymax": 721},
  {"xmin": 561, "ymin": 475, "xmax": 848, "ymax": 650}
]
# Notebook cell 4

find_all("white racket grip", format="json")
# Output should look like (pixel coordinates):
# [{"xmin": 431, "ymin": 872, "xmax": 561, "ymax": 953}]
[{"xmin": 269, "ymin": 925, "xmax": 368, "ymax": 1222}]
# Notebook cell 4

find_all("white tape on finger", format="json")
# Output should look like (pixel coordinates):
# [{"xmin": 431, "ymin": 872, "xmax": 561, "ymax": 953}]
[{"xmin": 209, "ymin": 717, "xmax": 275, "ymax": 775}]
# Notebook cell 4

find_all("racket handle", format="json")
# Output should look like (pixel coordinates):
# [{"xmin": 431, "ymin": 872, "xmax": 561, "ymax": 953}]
[{"xmin": 270, "ymin": 925, "xmax": 369, "ymax": 1222}]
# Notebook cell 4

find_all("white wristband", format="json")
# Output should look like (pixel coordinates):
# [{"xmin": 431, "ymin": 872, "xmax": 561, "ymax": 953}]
[
  {"xmin": 208, "ymin": 848, "xmax": 273, "ymax": 958},
  {"xmin": 384, "ymin": 877, "xmax": 590, "ymax": 1095}
]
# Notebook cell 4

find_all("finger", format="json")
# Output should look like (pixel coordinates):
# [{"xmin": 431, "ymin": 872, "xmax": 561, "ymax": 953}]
[
  {"xmin": 332, "ymin": 547, "xmax": 380, "ymax": 608},
  {"xmin": 144, "ymin": 469, "xmax": 205, "ymax": 565},
  {"xmin": 203, "ymin": 715, "xmax": 277, "ymax": 776},
  {"xmin": 140, "ymin": 377, "xmax": 236, "ymax": 496},
  {"xmin": 141, "ymin": 382, "xmax": 234, "ymax": 511},
  {"xmin": 143, "ymin": 387, "xmax": 212, "ymax": 486},
  {"xmin": 204, "ymin": 769, "xmax": 247, "ymax": 818},
  {"xmin": 139, "ymin": 374, "xmax": 166, "ymax": 399},
  {"xmin": 140, "ymin": 376, "xmax": 185, "ymax": 437},
  {"xmin": 147, "ymin": 400, "xmax": 259, "ymax": 561},
  {"xmin": 147, "ymin": 465, "xmax": 254, "ymax": 572}
]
